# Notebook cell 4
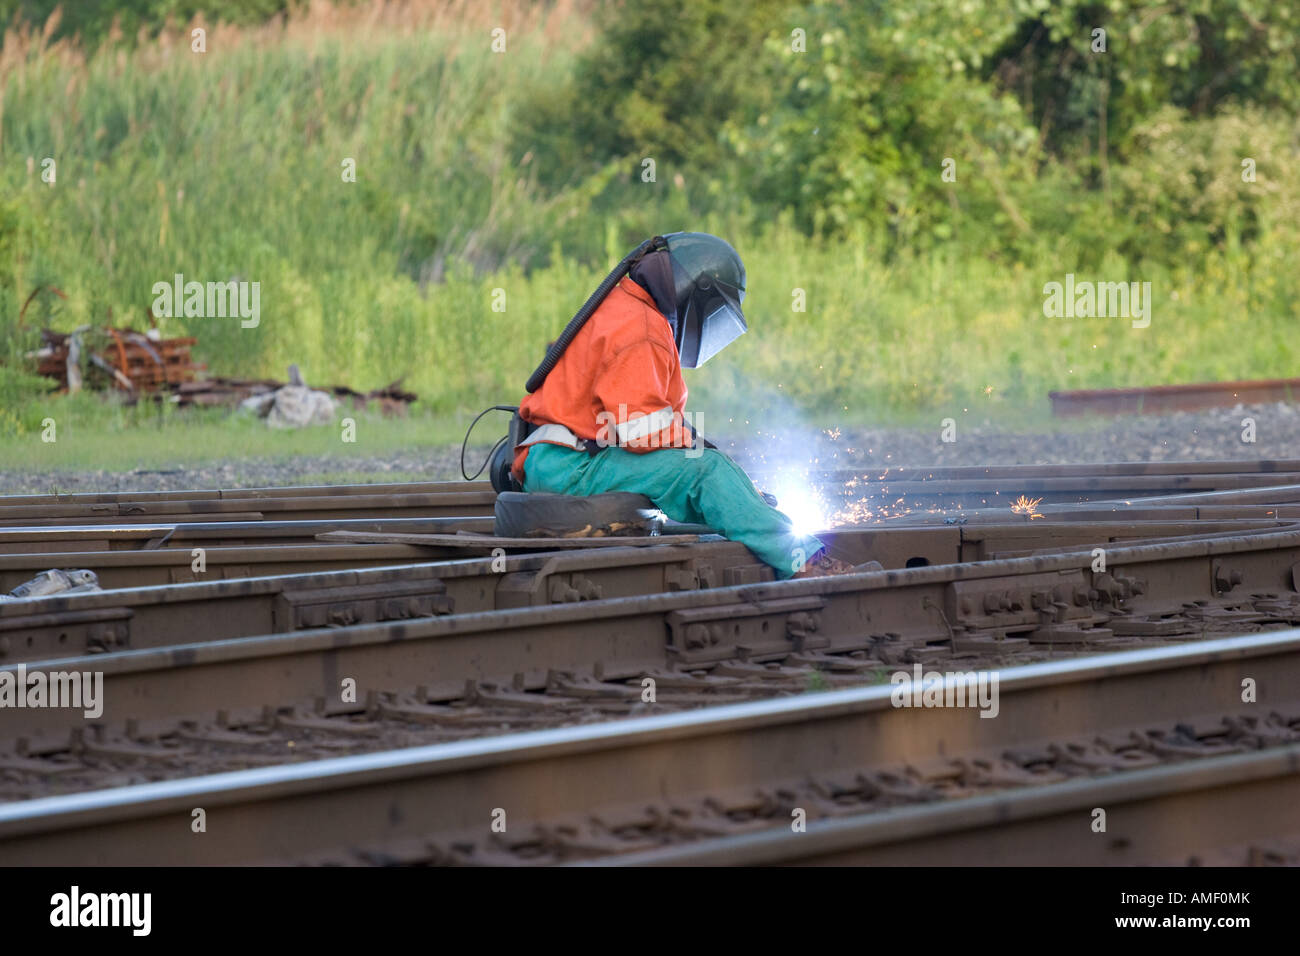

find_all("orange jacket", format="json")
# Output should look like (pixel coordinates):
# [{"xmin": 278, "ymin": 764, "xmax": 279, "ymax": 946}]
[{"xmin": 512, "ymin": 278, "xmax": 694, "ymax": 483}]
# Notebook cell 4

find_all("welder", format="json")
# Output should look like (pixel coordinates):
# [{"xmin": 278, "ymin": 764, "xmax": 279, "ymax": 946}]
[{"xmin": 507, "ymin": 232, "xmax": 853, "ymax": 578}]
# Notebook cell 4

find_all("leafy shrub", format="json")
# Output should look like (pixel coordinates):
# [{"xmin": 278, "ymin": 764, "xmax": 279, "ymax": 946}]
[{"xmin": 1113, "ymin": 105, "xmax": 1300, "ymax": 265}]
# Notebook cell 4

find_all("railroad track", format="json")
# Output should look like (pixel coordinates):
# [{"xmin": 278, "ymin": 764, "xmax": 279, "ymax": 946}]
[
  {"xmin": 0, "ymin": 517, "xmax": 1283, "ymax": 645},
  {"xmin": 7, "ymin": 462, "xmax": 1300, "ymax": 529},
  {"xmin": 2, "ymin": 631, "xmax": 1297, "ymax": 865},
  {"xmin": 1049, "ymin": 377, "xmax": 1300, "ymax": 416},
  {"xmin": 4, "ymin": 459, "xmax": 1300, "ymax": 866},
  {"xmin": 7, "ymin": 518, "xmax": 1300, "ymax": 739}
]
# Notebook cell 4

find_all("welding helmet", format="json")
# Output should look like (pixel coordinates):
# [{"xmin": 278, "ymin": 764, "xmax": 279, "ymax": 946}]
[{"xmin": 662, "ymin": 232, "xmax": 747, "ymax": 368}]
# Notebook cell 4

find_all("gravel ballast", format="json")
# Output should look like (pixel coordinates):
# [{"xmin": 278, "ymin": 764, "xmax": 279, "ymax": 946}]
[{"xmin": 1, "ymin": 402, "xmax": 1295, "ymax": 496}]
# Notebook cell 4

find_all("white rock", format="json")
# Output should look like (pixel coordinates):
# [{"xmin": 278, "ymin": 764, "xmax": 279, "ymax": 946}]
[
  {"xmin": 239, "ymin": 392, "xmax": 277, "ymax": 417},
  {"xmin": 8, "ymin": 568, "xmax": 101, "ymax": 600},
  {"xmin": 267, "ymin": 386, "xmax": 336, "ymax": 428}
]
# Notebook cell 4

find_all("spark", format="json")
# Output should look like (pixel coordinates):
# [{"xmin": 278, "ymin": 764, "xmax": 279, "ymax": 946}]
[
  {"xmin": 1010, "ymin": 495, "xmax": 1044, "ymax": 519},
  {"xmin": 766, "ymin": 476, "xmax": 829, "ymax": 535}
]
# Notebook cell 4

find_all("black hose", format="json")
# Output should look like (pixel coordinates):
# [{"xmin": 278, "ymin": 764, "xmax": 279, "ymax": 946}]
[
  {"xmin": 524, "ymin": 236, "xmax": 666, "ymax": 393},
  {"xmin": 461, "ymin": 405, "xmax": 518, "ymax": 480}
]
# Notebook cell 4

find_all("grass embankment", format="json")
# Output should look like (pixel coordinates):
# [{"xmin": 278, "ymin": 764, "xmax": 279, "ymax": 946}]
[
  {"xmin": 1, "ymin": 0, "xmax": 1297, "ymax": 475},
  {"xmin": 2, "ymin": 397, "xmax": 473, "ymax": 476}
]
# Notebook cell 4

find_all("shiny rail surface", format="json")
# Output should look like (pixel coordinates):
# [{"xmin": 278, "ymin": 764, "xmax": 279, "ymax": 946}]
[
  {"xmin": 5, "ymin": 462, "xmax": 1300, "ymax": 866},
  {"xmin": 1, "ymin": 632, "xmax": 1297, "ymax": 865}
]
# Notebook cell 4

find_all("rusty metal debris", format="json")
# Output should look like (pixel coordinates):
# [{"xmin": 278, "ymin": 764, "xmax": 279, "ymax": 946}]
[
  {"xmin": 22, "ymin": 297, "xmax": 415, "ymax": 413},
  {"xmin": 30, "ymin": 325, "xmax": 202, "ymax": 394},
  {"xmin": 173, "ymin": 370, "xmax": 416, "ymax": 416},
  {"xmin": 1050, "ymin": 377, "xmax": 1300, "ymax": 416}
]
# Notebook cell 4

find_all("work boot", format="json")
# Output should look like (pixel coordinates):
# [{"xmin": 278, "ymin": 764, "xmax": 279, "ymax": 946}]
[{"xmin": 793, "ymin": 553, "xmax": 883, "ymax": 579}]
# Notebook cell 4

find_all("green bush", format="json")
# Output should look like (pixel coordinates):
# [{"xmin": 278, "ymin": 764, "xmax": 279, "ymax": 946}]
[
  {"xmin": 724, "ymin": 7, "xmax": 1040, "ymax": 257},
  {"xmin": 1113, "ymin": 105, "xmax": 1300, "ymax": 265},
  {"xmin": 986, "ymin": 0, "xmax": 1300, "ymax": 156}
]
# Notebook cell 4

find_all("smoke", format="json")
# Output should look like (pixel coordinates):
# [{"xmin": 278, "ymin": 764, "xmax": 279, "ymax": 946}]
[{"xmin": 690, "ymin": 371, "xmax": 862, "ymax": 531}]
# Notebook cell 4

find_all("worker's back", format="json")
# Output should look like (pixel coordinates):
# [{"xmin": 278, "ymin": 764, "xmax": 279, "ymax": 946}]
[{"xmin": 512, "ymin": 277, "xmax": 692, "ymax": 480}]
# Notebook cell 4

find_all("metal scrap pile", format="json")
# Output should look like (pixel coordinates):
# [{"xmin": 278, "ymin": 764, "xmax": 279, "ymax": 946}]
[
  {"xmin": 28, "ymin": 326, "xmax": 416, "ymax": 421},
  {"xmin": 30, "ymin": 325, "xmax": 203, "ymax": 394},
  {"xmin": 175, "ymin": 365, "xmax": 417, "ymax": 420}
]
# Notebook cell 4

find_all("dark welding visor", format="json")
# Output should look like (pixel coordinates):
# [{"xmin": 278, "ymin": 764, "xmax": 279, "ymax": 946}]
[{"xmin": 677, "ymin": 277, "xmax": 747, "ymax": 368}]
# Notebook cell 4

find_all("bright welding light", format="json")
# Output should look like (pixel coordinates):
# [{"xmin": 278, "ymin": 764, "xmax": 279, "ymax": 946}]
[{"xmin": 767, "ymin": 478, "xmax": 829, "ymax": 535}]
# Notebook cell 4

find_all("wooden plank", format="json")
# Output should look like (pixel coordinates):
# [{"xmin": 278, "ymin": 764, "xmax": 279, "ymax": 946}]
[{"xmin": 316, "ymin": 530, "xmax": 701, "ymax": 549}]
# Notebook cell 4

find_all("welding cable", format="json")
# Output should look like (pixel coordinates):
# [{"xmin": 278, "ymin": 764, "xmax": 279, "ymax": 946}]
[
  {"xmin": 461, "ymin": 405, "xmax": 518, "ymax": 481},
  {"xmin": 524, "ymin": 236, "xmax": 667, "ymax": 393}
]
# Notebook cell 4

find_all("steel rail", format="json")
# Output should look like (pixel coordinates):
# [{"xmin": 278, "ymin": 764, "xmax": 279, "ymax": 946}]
[
  {"xmin": 7, "ymin": 523, "xmax": 1300, "ymax": 746},
  {"xmin": 597, "ymin": 745, "xmax": 1300, "ymax": 866},
  {"xmin": 823, "ymin": 473, "xmax": 1300, "ymax": 494},
  {"xmin": 8, "ymin": 470, "xmax": 1300, "ymax": 527},
  {"xmin": 0, "ymin": 540, "xmax": 760, "ymax": 659},
  {"xmin": 929, "ymin": 488, "xmax": 1300, "ymax": 524},
  {"xmin": 0, "ymin": 543, "xmax": 443, "ymax": 592},
  {"xmin": 1, "ymin": 519, "xmax": 1276, "ymax": 663},
  {"xmin": 0, "ymin": 517, "xmax": 496, "ymax": 554},
  {"xmin": 0, "ymin": 479, "xmax": 484, "ymax": 507},
  {"xmin": 1116, "ymin": 484, "xmax": 1300, "ymax": 506},
  {"xmin": 0, "ymin": 514, "xmax": 1254, "ymax": 595},
  {"xmin": 0, "ymin": 491, "xmax": 497, "ymax": 526},
  {"xmin": 0, "ymin": 515, "xmax": 493, "ymax": 554},
  {"xmin": 891, "ymin": 503, "xmax": 1300, "ymax": 523},
  {"xmin": 827, "ymin": 478, "xmax": 1300, "ymax": 513},
  {"xmin": 1049, "ymin": 377, "xmax": 1300, "ymax": 416},
  {"xmin": 8, "ymin": 460, "xmax": 1300, "ymax": 510},
  {"xmin": 821, "ymin": 459, "xmax": 1300, "ymax": 479},
  {"xmin": 1, "ymin": 630, "xmax": 1296, "ymax": 865}
]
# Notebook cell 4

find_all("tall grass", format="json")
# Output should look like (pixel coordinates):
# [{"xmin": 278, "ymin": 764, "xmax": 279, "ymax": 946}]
[
  {"xmin": 688, "ymin": 232, "xmax": 1300, "ymax": 424},
  {"xmin": 0, "ymin": 1, "xmax": 600, "ymax": 415},
  {"xmin": 1, "ymin": 0, "xmax": 1298, "ymax": 453}
]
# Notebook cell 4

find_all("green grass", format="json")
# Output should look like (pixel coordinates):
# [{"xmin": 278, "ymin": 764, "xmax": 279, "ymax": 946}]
[
  {"xmin": 288, "ymin": 469, "xmax": 442, "ymax": 485},
  {"xmin": 685, "ymin": 238, "xmax": 1300, "ymax": 423},
  {"xmin": 0, "ymin": 393, "xmax": 482, "ymax": 472},
  {"xmin": 1, "ymin": 0, "xmax": 1297, "ymax": 459},
  {"xmin": 804, "ymin": 671, "xmax": 830, "ymax": 693},
  {"xmin": 6, "ymin": 229, "xmax": 1296, "ymax": 435},
  {"xmin": 0, "ymin": 381, "xmax": 1127, "ymax": 478}
]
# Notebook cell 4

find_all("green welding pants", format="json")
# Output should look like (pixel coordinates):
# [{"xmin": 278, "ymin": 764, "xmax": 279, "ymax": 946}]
[{"xmin": 521, "ymin": 442, "xmax": 825, "ymax": 579}]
